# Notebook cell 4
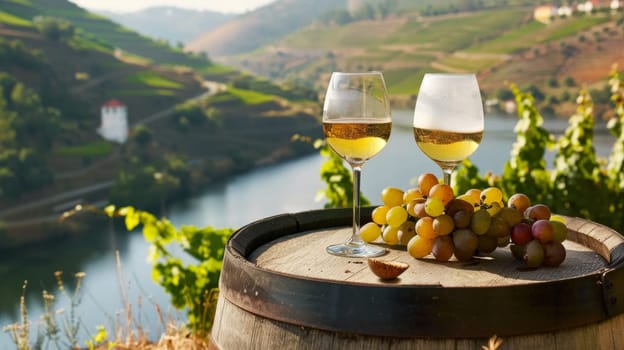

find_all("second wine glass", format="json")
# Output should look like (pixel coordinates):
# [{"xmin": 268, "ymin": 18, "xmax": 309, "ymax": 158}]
[
  {"xmin": 412, "ymin": 73, "xmax": 484, "ymax": 185},
  {"xmin": 323, "ymin": 71, "xmax": 391, "ymax": 258}
]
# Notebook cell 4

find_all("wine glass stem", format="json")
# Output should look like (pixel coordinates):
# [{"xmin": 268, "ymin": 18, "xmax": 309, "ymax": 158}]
[
  {"xmin": 442, "ymin": 167, "xmax": 453, "ymax": 186},
  {"xmin": 351, "ymin": 165, "xmax": 363, "ymax": 246}
]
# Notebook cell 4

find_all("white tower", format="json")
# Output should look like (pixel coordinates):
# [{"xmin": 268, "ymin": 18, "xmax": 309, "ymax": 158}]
[{"xmin": 98, "ymin": 99, "xmax": 128, "ymax": 143}]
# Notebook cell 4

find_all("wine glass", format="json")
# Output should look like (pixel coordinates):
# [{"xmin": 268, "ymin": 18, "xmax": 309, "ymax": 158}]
[
  {"xmin": 323, "ymin": 72, "xmax": 392, "ymax": 258},
  {"xmin": 413, "ymin": 73, "xmax": 484, "ymax": 185}
]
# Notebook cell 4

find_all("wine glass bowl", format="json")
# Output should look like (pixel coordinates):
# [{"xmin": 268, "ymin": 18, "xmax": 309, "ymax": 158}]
[
  {"xmin": 412, "ymin": 73, "xmax": 485, "ymax": 185},
  {"xmin": 323, "ymin": 72, "xmax": 392, "ymax": 258}
]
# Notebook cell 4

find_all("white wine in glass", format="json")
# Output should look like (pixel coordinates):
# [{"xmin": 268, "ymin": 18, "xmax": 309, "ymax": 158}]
[
  {"xmin": 413, "ymin": 73, "xmax": 484, "ymax": 185},
  {"xmin": 323, "ymin": 72, "xmax": 391, "ymax": 258}
]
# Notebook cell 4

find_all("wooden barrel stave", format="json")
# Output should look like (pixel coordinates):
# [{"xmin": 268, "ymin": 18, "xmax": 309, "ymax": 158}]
[
  {"xmin": 212, "ymin": 297, "xmax": 624, "ymax": 350},
  {"xmin": 211, "ymin": 208, "xmax": 624, "ymax": 350}
]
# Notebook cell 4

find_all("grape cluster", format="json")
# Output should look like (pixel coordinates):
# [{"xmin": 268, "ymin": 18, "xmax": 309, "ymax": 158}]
[{"xmin": 360, "ymin": 173, "xmax": 567, "ymax": 268}]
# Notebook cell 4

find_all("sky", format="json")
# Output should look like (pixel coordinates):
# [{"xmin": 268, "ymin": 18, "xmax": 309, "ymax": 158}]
[{"xmin": 68, "ymin": 0, "xmax": 277, "ymax": 14}]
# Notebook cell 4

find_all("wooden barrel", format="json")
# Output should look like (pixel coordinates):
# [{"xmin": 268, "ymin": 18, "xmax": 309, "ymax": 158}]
[{"xmin": 210, "ymin": 208, "xmax": 624, "ymax": 350}]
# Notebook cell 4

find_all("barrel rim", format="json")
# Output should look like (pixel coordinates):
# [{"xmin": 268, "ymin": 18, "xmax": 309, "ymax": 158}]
[{"xmin": 218, "ymin": 208, "xmax": 624, "ymax": 338}]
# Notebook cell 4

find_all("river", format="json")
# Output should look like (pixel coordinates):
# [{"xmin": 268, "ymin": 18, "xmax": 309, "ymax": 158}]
[{"xmin": 0, "ymin": 110, "xmax": 616, "ymax": 346}]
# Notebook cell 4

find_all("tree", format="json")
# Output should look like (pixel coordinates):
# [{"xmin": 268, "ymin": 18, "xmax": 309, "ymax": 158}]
[
  {"xmin": 10, "ymin": 82, "xmax": 60, "ymax": 151},
  {"xmin": 547, "ymin": 77, "xmax": 559, "ymax": 88},
  {"xmin": 0, "ymin": 73, "xmax": 59, "ymax": 197},
  {"xmin": 319, "ymin": 9, "xmax": 353, "ymax": 25},
  {"xmin": 563, "ymin": 76, "xmax": 576, "ymax": 87},
  {"xmin": 523, "ymin": 84, "xmax": 545, "ymax": 102},
  {"xmin": 33, "ymin": 16, "xmax": 76, "ymax": 42},
  {"xmin": 495, "ymin": 88, "xmax": 514, "ymax": 101},
  {"xmin": 132, "ymin": 125, "xmax": 153, "ymax": 146}
]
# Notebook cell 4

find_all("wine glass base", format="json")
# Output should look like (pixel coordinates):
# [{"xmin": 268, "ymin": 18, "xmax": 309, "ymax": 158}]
[{"xmin": 326, "ymin": 243, "xmax": 388, "ymax": 258}]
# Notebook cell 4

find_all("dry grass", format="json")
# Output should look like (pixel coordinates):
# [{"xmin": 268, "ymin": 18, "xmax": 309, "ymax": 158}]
[
  {"xmin": 93, "ymin": 323, "xmax": 210, "ymax": 350},
  {"xmin": 90, "ymin": 252, "xmax": 211, "ymax": 349},
  {"xmin": 3, "ymin": 250, "xmax": 213, "ymax": 350}
]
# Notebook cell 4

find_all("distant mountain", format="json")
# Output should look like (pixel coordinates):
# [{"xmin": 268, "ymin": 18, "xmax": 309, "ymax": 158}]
[
  {"xmin": 98, "ymin": 7, "xmax": 235, "ymax": 45},
  {"xmin": 185, "ymin": 0, "xmax": 347, "ymax": 57}
]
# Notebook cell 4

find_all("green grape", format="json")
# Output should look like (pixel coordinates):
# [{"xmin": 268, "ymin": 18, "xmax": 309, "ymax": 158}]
[
  {"xmin": 386, "ymin": 205, "xmax": 408, "ymax": 228},
  {"xmin": 510, "ymin": 244, "xmax": 526, "ymax": 261},
  {"xmin": 359, "ymin": 222, "xmax": 381, "ymax": 242},
  {"xmin": 372, "ymin": 205, "xmax": 390, "ymax": 225},
  {"xmin": 524, "ymin": 240, "xmax": 544, "ymax": 268},
  {"xmin": 381, "ymin": 187, "xmax": 405, "ymax": 207},
  {"xmin": 551, "ymin": 220, "xmax": 568, "ymax": 243},
  {"xmin": 424, "ymin": 197, "xmax": 445, "ymax": 217},
  {"xmin": 481, "ymin": 187, "xmax": 503, "ymax": 204},
  {"xmin": 382, "ymin": 225, "xmax": 400, "ymax": 245},
  {"xmin": 477, "ymin": 234, "xmax": 497, "ymax": 254},
  {"xmin": 433, "ymin": 214, "xmax": 454, "ymax": 236},
  {"xmin": 486, "ymin": 216, "xmax": 511, "ymax": 238},
  {"xmin": 398, "ymin": 220, "xmax": 417, "ymax": 245},
  {"xmin": 471, "ymin": 209, "xmax": 491, "ymax": 235},
  {"xmin": 497, "ymin": 207, "xmax": 523, "ymax": 227}
]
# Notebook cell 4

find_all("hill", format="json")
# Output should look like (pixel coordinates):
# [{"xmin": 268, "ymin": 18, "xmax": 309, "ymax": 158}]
[
  {"xmin": 205, "ymin": 3, "xmax": 624, "ymax": 115},
  {"xmin": 185, "ymin": 0, "xmax": 540, "ymax": 58},
  {"xmin": 0, "ymin": 0, "xmax": 322, "ymax": 246},
  {"xmin": 98, "ymin": 6, "xmax": 234, "ymax": 45},
  {"xmin": 1, "ymin": 0, "xmax": 214, "ymax": 69},
  {"xmin": 185, "ymin": 0, "xmax": 347, "ymax": 57}
]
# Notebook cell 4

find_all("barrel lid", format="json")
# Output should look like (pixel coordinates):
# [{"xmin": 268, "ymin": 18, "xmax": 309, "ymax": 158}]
[{"xmin": 219, "ymin": 208, "xmax": 624, "ymax": 338}]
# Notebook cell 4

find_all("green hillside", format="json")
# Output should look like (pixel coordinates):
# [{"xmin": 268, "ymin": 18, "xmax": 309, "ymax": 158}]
[{"xmin": 0, "ymin": 0, "xmax": 214, "ymax": 70}]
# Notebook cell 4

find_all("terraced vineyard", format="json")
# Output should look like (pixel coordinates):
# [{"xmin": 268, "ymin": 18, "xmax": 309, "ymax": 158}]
[{"xmin": 224, "ymin": 5, "xmax": 623, "ymax": 110}]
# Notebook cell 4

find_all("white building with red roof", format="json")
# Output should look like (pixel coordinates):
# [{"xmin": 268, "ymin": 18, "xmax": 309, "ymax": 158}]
[{"xmin": 98, "ymin": 99, "xmax": 128, "ymax": 143}]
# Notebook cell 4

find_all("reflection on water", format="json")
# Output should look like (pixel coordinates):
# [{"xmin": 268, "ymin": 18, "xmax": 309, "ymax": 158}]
[
  {"xmin": 0, "ymin": 111, "xmax": 617, "ymax": 346},
  {"xmin": 0, "ymin": 224, "xmax": 121, "ymax": 310}
]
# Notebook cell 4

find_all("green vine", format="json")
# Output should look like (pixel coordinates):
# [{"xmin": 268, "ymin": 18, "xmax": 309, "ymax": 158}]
[
  {"xmin": 315, "ymin": 139, "xmax": 370, "ymax": 209},
  {"xmin": 455, "ymin": 68, "xmax": 624, "ymax": 232},
  {"xmin": 606, "ymin": 67, "xmax": 624, "ymax": 230},
  {"xmin": 551, "ymin": 88, "xmax": 610, "ymax": 221},
  {"xmin": 498, "ymin": 84, "xmax": 554, "ymax": 203},
  {"xmin": 607, "ymin": 68, "xmax": 624, "ymax": 188},
  {"xmin": 104, "ymin": 205, "xmax": 232, "ymax": 336}
]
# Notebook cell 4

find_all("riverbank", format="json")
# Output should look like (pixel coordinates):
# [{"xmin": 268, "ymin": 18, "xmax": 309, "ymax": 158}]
[{"xmin": 0, "ymin": 144, "xmax": 320, "ymax": 250}]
